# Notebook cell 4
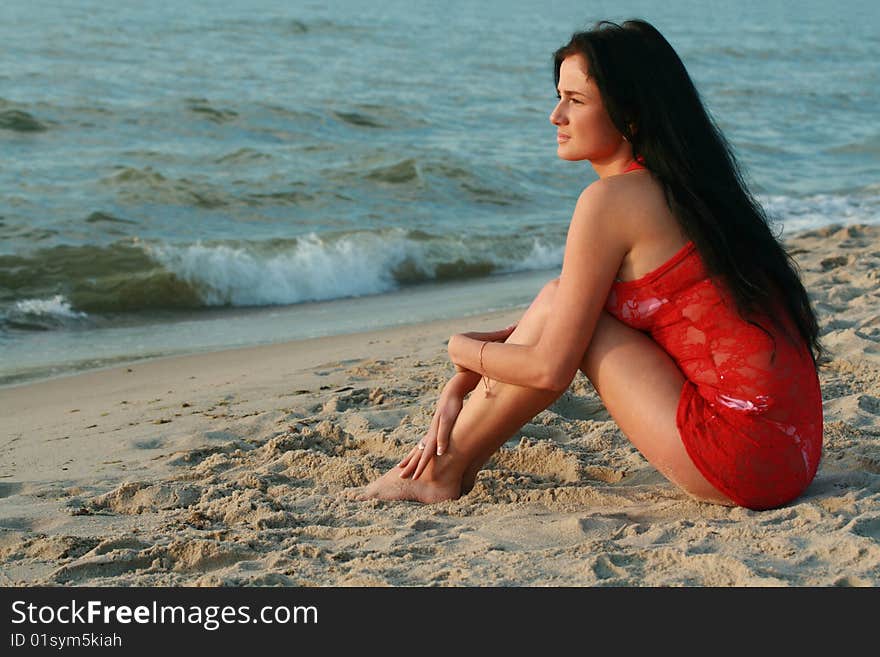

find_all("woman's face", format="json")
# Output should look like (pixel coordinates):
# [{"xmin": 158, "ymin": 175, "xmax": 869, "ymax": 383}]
[{"xmin": 550, "ymin": 54, "xmax": 628, "ymax": 165}]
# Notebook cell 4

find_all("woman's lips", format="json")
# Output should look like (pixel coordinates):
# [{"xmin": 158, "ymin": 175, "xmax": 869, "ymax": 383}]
[{"xmin": 557, "ymin": 133, "xmax": 570, "ymax": 143}]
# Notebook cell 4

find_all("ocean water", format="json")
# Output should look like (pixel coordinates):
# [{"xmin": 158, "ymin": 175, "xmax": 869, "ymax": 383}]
[{"xmin": 1, "ymin": 0, "xmax": 878, "ymax": 386}]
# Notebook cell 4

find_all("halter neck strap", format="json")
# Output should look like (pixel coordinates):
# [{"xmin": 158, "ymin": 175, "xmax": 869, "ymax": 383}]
[{"xmin": 622, "ymin": 156, "xmax": 646, "ymax": 173}]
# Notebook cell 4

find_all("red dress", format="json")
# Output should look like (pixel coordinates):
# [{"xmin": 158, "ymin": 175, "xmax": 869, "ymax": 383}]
[{"xmin": 603, "ymin": 162, "xmax": 823, "ymax": 510}]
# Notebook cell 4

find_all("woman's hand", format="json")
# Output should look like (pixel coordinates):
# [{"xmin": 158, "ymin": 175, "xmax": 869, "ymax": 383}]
[
  {"xmin": 398, "ymin": 371, "xmax": 480, "ymax": 479},
  {"xmin": 448, "ymin": 323, "xmax": 518, "ymax": 373},
  {"xmin": 460, "ymin": 323, "xmax": 518, "ymax": 344}
]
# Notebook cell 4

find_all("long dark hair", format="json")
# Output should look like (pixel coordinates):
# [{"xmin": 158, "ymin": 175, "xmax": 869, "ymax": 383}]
[{"xmin": 554, "ymin": 19, "xmax": 825, "ymax": 366}]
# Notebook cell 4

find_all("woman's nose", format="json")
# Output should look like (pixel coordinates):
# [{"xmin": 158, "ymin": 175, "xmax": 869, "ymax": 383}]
[{"xmin": 550, "ymin": 101, "xmax": 565, "ymax": 125}]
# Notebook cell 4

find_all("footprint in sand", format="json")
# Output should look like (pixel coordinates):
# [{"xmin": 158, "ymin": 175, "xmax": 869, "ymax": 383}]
[
  {"xmin": 855, "ymin": 326, "xmax": 880, "ymax": 342},
  {"xmin": 133, "ymin": 438, "xmax": 164, "ymax": 450},
  {"xmin": 165, "ymin": 439, "xmax": 252, "ymax": 467},
  {"xmin": 314, "ymin": 359, "xmax": 362, "ymax": 377},
  {"xmin": 847, "ymin": 514, "xmax": 880, "ymax": 540},
  {"xmin": 50, "ymin": 551, "xmax": 155, "ymax": 584},
  {"xmin": 2, "ymin": 535, "xmax": 101, "ymax": 564},
  {"xmin": 346, "ymin": 358, "xmax": 392, "ymax": 379},
  {"xmin": 322, "ymin": 387, "xmax": 387, "ymax": 413},
  {"xmin": 820, "ymin": 255, "xmax": 850, "ymax": 271},
  {"xmin": 857, "ymin": 395, "xmax": 880, "ymax": 415},
  {"xmin": 88, "ymin": 481, "xmax": 201, "ymax": 514}
]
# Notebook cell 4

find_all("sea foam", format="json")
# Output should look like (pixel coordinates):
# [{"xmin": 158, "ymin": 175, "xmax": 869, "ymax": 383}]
[
  {"xmin": 144, "ymin": 232, "xmax": 418, "ymax": 306},
  {"xmin": 142, "ymin": 230, "xmax": 563, "ymax": 308},
  {"xmin": 12, "ymin": 294, "xmax": 87, "ymax": 319}
]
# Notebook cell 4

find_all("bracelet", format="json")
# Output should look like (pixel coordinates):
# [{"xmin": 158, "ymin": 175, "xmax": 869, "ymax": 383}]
[{"xmin": 479, "ymin": 341, "xmax": 491, "ymax": 396}]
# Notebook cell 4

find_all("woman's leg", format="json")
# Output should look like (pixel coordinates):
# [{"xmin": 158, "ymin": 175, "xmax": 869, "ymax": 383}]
[
  {"xmin": 580, "ymin": 311, "xmax": 733, "ymax": 505},
  {"xmin": 353, "ymin": 278, "xmax": 566, "ymax": 502},
  {"xmin": 355, "ymin": 279, "xmax": 733, "ymax": 505}
]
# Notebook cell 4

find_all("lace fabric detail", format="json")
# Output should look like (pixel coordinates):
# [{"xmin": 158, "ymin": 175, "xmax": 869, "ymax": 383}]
[{"xmin": 605, "ymin": 243, "xmax": 823, "ymax": 509}]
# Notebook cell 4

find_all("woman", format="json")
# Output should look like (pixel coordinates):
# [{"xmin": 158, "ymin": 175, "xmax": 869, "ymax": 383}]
[{"xmin": 354, "ymin": 19, "xmax": 824, "ymax": 510}]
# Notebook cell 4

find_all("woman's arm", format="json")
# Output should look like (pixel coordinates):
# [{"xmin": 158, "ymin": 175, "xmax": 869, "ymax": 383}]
[{"xmin": 448, "ymin": 182, "xmax": 631, "ymax": 392}]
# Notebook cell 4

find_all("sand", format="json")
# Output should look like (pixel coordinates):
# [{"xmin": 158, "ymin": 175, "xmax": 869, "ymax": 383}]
[{"xmin": 1, "ymin": 222, "xmax": 879, "ymax": 587}]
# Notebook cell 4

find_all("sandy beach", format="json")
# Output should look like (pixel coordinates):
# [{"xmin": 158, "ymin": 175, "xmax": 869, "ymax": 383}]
[{"xmin": 1, "ymin": 222, "xmax": 879, "ymax": 587}]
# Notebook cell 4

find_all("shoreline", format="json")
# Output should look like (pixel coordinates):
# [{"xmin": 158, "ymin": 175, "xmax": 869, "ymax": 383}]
[
  {"xmin": 1, "ymin": 222, "xmax": 879, "ymax": 586},
  {"xmin": 0, "ymin": 266, "xmax": 554, "ymax": 390},
  {"xmin": 0, "ymin": 306, "xmax": 522, "ymax": 414},
  {"xmin": 0, "ymin": 307, "xmax": 525, "ymax": 394}
]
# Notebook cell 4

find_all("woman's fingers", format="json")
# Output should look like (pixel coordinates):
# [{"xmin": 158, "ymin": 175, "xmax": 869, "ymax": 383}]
[
  {"xmin": 400, "ymin": 383, "xmax": 466, "ymax": 479},
  {"xmin": 410, "ymin": 414, "xmax": 440, "ymax": 479},
  {"xmin": 412, "ymin": 430, "xmax": 437, "ymax": 480},
  {"xmin": 399, "ymin": 441, "xmax": 424, "ymax": 477},
  {"xmin": 398, "ymin": 447, "xmax": 421, "ymax": 476},
  {"xmin": 411, "ymin": 431, "xmax": 438, "ymax": 480},
  {"xmin": 415, "ymin": 410, "xmax": 449, "ymax": 479},
  {"xmin": 398, "ymin": 446, "xmax": 417, "ymax": 469},
  {"xmin": 400, "ymin": 411, "xmax": 439, "ymax": 478},
  {"xmin": 436, "ymin": 411, "xmax": 450, "ymax": 457},
  {"xmin": 400, "ymin": 422, "xmax": 437, "ymax": 479},
  {"xmin": 463, "ymin": 325, "xmax": 518, "ymax": 343},
  {"xmin": 495, "ymin": 324, "xmax": 517, "ymax": 338}
]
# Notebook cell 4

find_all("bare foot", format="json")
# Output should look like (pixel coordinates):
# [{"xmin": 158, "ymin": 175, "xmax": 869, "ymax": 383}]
[{"xmin": 348, "ymin": 465, "xmax": 461, "ymax": 503}]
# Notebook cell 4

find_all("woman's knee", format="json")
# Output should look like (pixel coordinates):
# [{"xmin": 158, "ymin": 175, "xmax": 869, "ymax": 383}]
[
  {"xmin": 532, "ymin": 277, "xmax": 560, "ymax": 324},
  {"xmin": 536, "ymin": 277, "xmax": 559, "ymax": 309},
  {"xmin": 507, "ymin": 277, "xmax": 560, "ymax": 346}
]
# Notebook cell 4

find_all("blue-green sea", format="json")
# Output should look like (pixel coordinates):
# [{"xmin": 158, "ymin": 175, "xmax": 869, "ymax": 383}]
[{"xmin": 1, "ymin": 0, "xmax": 878, "ymax": 386}]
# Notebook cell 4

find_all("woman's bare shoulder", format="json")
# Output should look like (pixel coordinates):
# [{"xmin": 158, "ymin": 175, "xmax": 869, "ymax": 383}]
[
  {"xmin": 582, "ymin": 171, "xmax": 680, "ymax": 241},
  {"xmin": 585, "ymin": 173, "xmax": 691, "ymax": 279}
]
